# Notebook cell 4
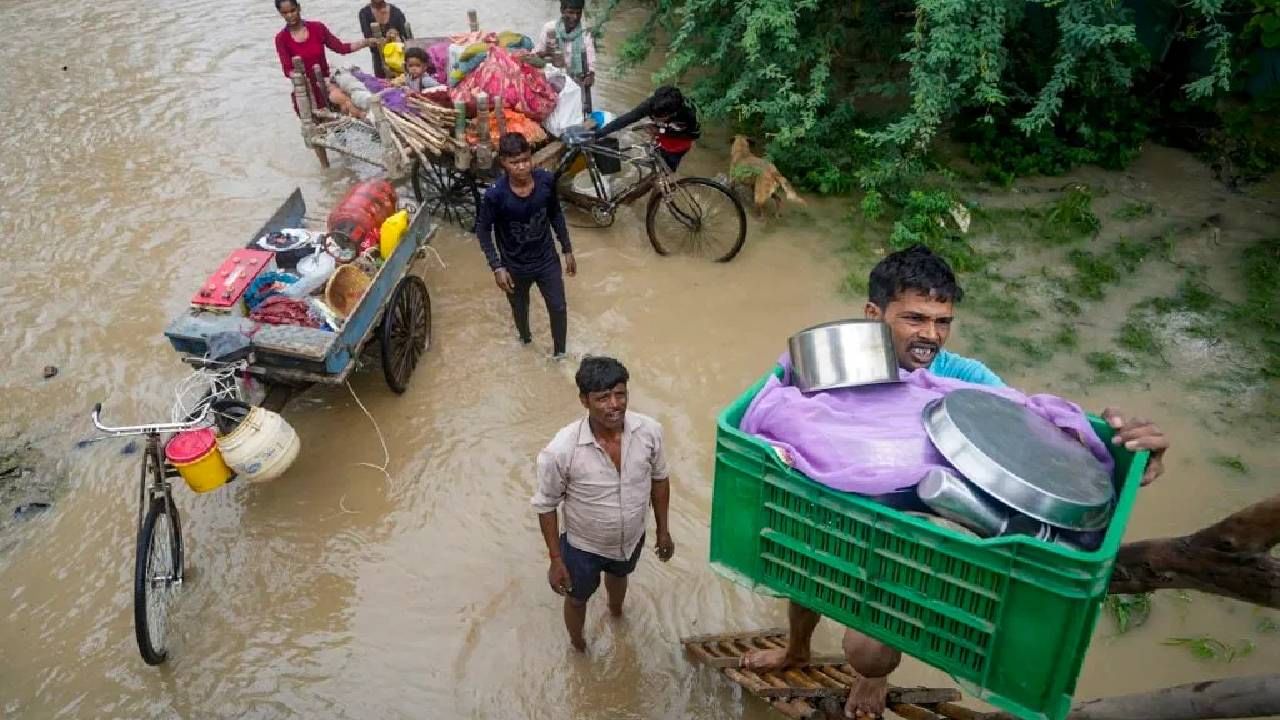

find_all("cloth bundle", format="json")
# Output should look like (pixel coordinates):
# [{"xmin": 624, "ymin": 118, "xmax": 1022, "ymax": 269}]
[
  {"xmin": 451, "ymin": 46, "xmax": 557, "ymax": 121},
  {"xmin": 739, "ymin": 356, "xmax": 1113, "ymax": 496}
]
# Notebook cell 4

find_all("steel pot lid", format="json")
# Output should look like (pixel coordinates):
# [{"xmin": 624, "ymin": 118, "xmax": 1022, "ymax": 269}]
[
  {"xmin": 787, "ymin": 320, "xmax": 902, "ymax": 393},
  {"xmin": 922, "ymin": 390, "xmax": 1114, "ymax": 531}
]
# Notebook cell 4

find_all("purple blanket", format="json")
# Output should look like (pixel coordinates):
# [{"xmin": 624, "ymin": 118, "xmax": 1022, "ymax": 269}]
[
  {"xmin": 350, "ymin": 68, "xmax": 411, "ymax": 114},
  {"xmin": 739, "ymin": 358, "xmax": 1113, "ymax": 495}
]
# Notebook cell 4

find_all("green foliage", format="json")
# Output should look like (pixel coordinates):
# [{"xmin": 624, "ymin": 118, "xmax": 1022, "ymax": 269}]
[
  {"xmin": 995, "ymin": 333, "xmax": 1055, "ymax": 365},
  {"xmin": 868, "ymin": 0, "xmax": 1017, "ymax": 153},
  {"xmin": 887, "ymin": 190, "xmax": 987, "ymax": 273},
  {"xmin": 731, "ymin": 164, "xmax": 764, "ymax": 183},
  {"xmin": 607, "ymin": 0, "xmax": 1237, "ymax": 198},
  {"xmin": 1105, "ymin": 593, "xmax": 1152, "ymax": 634},
  {"xmin": 1181, "ymin": 0, "xmax": 1234, "ymax": 101},
  {"xmin": 1234, "ymin": 237, "xmax": 1280, "ymax": 336},
  {"xmin": 1051, "ymin": 323, "xmax": 1080, "ymax": 350},
  {"xmin": 1143, "ymin": 278, "xmax": 1220, "ymax": 314},
  {"xmin": 768, "ymin": 102, "xmax": 885, "ymax": 197},
  {"xmin": 1016, "ymin": 1, "xmax": 1142, "ymax": 134},
  {"xmin": 1117, "ymin": 318, "xmax": 1164, "ymax": 356},
  {"xmin": 958, "ymin": 95, "xmax": 1149, "ymax": 184},
  {"xmin": 861, "ymin": 190, "xmax": 886, "ymax": 221},
  {"xmin": 1210, "ymin": 454, "xmax": 1250, "ymax": 474},
  {"xmin": 1140, "ymin": 239, "xmax": 1279, "ymax": 381},
  {"xmin": 1113, "ymin": 201, "xmax": 1155, "ymax": 220},
  {"xmin": 1042, "ymin": 185, "xmax": 1101, "ymax": 243},
  {"xmin": 1065, "ymin": 250, "xmax": 1118, "ymax": 300},
  {"xmin": 1163, "ymin": 636, "xmax": 1256, "ymax": 662},
  {"xmin": 1086, "ymin": 350, "xmax": 1124, "ymax": 374},
  {"xmin": 1062, "ymin": 238, "xmax": 1157, "ymax": 299},
  {"xmin": 1245, "ymin": 0, "xmax": 1280, "ymax": 48}
]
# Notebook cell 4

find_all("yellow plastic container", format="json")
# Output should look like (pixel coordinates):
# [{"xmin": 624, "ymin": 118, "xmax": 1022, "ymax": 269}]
[
  {"xmin": 165, "ymin": 429, "xmax": 234, "ymax": 493},
  {"xmin": 379, "ymin": 209, "xmax": 410, "ymax": 260},
  {"xmin": 383, "ymin": 41, "xmax": 405, "ymax": 76}
]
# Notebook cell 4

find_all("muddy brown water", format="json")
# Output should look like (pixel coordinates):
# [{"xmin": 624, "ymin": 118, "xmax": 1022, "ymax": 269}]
[{"xmin": 2, "ymin": 1, "xmax": 1278, "ymax": 718}]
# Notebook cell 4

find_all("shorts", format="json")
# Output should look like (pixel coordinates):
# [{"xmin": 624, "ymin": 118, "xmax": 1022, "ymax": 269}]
[{"xmin": 560, "ymin": 533, "xmax": 644, "ymax": 602}]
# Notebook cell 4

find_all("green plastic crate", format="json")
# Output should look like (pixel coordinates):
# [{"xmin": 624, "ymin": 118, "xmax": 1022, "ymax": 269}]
[{"xmin": 710, "ymin": 368, "xmax": 1147, "ymax": 720}]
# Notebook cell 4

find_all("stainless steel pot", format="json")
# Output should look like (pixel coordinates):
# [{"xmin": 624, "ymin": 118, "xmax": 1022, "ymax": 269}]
[
  {"xmin": 915, "ymin": 467, "xmax": 1010, "ymax": 537},
  {"xmin": 787, "ymin": 320, "xmax": 900, "ymax": 393},
  {"xmin": 922, "ymin": 391, "xmax": 1115, "ymax": 531}
]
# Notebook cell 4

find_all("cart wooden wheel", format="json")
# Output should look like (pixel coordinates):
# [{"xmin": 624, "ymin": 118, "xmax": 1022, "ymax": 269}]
[
  {"xmin": 411, "ymin": 156, "xmax": 482, "ymax": 231},
  {"xmin": 380, "ymin": 275, "xmax": 431, "ymax": 394}
]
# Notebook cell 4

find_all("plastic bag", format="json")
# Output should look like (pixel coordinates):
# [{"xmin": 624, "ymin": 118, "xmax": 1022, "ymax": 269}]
[
  {"xmin": 541, "ymin": 66, "xmax": 584, "ymax": 137},
  {"xmin": 383, "ymin": 41, "xmax": 405, "ymax": 76}
]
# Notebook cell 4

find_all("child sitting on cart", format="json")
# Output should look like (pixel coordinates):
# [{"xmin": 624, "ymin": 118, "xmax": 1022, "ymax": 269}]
[{"xmin": 402, "ymin": 46, "xmax": 442, "ymax": 93}]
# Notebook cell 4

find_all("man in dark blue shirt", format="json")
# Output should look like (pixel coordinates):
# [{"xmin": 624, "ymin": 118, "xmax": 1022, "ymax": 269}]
[{"xmin": 477, "ymin": 133, "xmax": 577, "ymax": 358}]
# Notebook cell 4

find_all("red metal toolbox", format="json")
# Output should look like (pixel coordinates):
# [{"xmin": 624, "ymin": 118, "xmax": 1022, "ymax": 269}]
[{"xmin": 190, "ymin": 249, "xmax": 274, "ymax": 311}]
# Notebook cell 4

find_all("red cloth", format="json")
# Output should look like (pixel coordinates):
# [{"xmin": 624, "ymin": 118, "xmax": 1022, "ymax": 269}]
[
  {"xmin": 451, "ymin": 47, "xmax": 557, "ymax": 121},
  {"xmin": 275, "ymin": 20, "xmax": 357, "ymax": 112},
  {"xmin": 250, "ymin": 296, "xmax": 322, "ymax": 328},
  {"xmin": 658, "ymin": 136, "xmax": 695, "ymax": 154}
]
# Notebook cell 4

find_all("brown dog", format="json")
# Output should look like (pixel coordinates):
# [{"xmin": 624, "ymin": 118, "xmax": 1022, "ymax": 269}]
[{"xmin": 730, "ymin": 135, "xmax": 806, "ymax": 217}]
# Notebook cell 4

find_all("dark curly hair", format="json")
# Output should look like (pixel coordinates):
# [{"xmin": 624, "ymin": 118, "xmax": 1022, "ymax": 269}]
[
  {"xmin": 498, "ymin": 132, "xmax": 530, "ymax": 158},
  {"xmin": 868, "ymin": 244, "xmax": 965, "ymax": 310},
  {"xmin": 651, "ymin": 86, "xmax": 686, "ymax": 118},
  {"xmin": 576, "ymin": 356, "xmax": 629, "ymax": 395}
]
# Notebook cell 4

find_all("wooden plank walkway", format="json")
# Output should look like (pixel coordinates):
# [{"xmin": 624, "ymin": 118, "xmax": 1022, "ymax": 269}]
[{"xmin": 682, "ymin": 629, "xmax": 989, "ymax": 720}]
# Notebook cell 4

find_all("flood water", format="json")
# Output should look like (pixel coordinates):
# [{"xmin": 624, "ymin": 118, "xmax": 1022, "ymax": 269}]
[{"xmin": 1, "ymin": 1, "xmax": 1278, "ymax": 718}]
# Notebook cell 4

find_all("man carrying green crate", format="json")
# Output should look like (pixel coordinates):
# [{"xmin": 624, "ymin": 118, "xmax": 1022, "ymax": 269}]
[{"xmin": 741, "ymin": 244, "xmax": 1170, "ymax": 719}]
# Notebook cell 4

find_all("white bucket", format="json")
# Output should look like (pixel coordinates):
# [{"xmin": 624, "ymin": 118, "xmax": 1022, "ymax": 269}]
[{"xmin": 216, "ymin": 407, "xmax": 301, "ymax": 483}]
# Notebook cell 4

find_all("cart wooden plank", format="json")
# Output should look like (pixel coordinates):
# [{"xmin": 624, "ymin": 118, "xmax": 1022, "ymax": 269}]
[{"xmin": 252, "ymin": 325, "xmax": 335, "ymax": 362}]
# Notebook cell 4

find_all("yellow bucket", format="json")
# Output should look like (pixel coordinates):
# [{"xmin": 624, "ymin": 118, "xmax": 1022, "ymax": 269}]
[{"xmin": 165, "ymin": 429, "xmax": 234, "ymax": 493}]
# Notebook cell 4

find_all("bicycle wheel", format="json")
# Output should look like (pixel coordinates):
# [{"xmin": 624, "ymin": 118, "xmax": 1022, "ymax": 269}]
[
  {"xmin": 134, "ymin": 494, "xmax": 182, "ymax": 665},
  {"xmin": 645, "ymin": 177, "xmax": 748, "ymax": 262}
]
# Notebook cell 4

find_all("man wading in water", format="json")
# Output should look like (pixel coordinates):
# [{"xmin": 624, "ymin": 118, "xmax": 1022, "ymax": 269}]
[
  {"xmin": 476, "ymin": 133, "xmax": 576, "ymax": 358},
  {"xmin": 742, "ymin": 244, "xmax": 1172, "ymax": 719},
  {"xmin": 532, "ymin": 356, "xmax": 675, "ymax": 651}
]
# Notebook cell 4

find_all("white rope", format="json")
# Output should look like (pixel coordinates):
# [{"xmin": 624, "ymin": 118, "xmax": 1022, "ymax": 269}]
[
  {"xmin": 345, "ymin": 380, "xmax": 391, "ymax": 480},
  {"xmin": 170, "ymin": 364, "xmax": 244, "ymax": 423},
  {"xmin": 422, "ymin": 244, "xmax": 447, "ymax": 270}
]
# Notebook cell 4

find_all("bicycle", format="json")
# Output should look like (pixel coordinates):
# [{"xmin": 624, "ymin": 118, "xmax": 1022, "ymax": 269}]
[
  {"xmin": 89, "ymin": 360, "xmax": 246, "ymax": 665},
  {"xmin": 554, "ymin": 126, "xmax": 749, "ymax": 262}
]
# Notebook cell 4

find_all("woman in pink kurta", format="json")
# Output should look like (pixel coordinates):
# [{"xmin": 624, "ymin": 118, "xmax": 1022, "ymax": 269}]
[{"xmin": 274, "ymin": 0, "xmax": 376, "ymax": 113}]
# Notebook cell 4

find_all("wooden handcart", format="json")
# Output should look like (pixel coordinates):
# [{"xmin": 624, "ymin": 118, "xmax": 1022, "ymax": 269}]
[{"xmin": 164, "ymin": 187, "xmax": 436, "ymax": 408}]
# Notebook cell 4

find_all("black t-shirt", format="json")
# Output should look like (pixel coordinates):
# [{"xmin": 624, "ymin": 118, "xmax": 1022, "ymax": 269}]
[
  {"xmin": 476, "ymin": 170, "xmax": 573, "ymax": 275},
  {"xmin": 598, "ymin": 93, "xmax": 701, "ymax": 141},
  {"xmin": 358, "ymin": 4, "xmax": 411, "ymax": 79}
]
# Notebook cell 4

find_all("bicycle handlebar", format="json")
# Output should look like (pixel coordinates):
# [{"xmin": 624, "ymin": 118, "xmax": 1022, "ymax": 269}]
[{"xmin": 91, "ymin": 401, "xmax": 213, "ymax": 437}]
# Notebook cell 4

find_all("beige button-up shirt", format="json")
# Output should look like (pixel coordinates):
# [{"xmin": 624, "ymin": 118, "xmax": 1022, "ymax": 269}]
[{"xmin": 532, "ymin": 411, "xmax": 668, "ymax": 561}]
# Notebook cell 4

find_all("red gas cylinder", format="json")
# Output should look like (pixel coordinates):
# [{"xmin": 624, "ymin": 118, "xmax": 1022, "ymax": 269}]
[{"xmin": 326, "ymin": 179, "xmax": 397, "ymax": 246}]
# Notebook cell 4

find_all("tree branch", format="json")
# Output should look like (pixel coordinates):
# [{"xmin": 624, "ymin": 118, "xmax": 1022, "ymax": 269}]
[
  {"xmin": 980, "ymin": 675, "xmax": 1280, "ymax": 720},
  {"xmin": 1109, "ymin": 494, "xmax": 1280, "ymax": 609},
  {"xmin": 1068, "ymin": 675, "xmax": 1280, "ymax": 720}
]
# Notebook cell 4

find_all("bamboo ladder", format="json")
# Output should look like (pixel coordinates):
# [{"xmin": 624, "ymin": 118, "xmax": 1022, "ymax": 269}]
[{"xmin": 682, "ymin": 629, "xmax": 995, "ymax": 720}]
